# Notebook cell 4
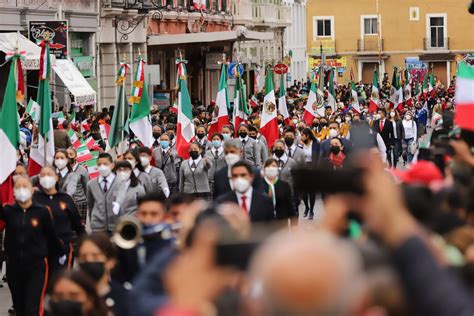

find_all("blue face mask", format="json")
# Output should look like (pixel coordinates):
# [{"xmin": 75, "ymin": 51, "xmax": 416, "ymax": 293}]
[
  {"xmin": 222, "ymin": 133, "xmax": 231, "ymax": 140},
  {"xmin": 212, "ymin": 140, "xmax": 221, "ymax": 148},
  {"xmin": 160, "ymin": 140, "xmax": 170, "ymax": 149}
]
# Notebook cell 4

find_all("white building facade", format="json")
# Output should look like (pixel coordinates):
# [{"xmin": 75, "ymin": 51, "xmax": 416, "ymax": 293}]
[{"xmin": 283, "ymin": 0, "xmax": 307, "ymax": 85}]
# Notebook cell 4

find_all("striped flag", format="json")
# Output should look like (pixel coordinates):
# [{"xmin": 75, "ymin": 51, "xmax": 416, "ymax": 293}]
[
  {"xmin": 369, "ymin": 67, "xmax": 380, "ymax": 114},
  {"xmin": 278, "ymin": 74, "xmax": 290, "ymax": 125},
  {"xmin": 76, "ymin": 145, "xmax": 93, "ymax": 163},
  {"xmin": 26, "ymin": 99, "xmax": 40, "ymax": 124},
  {"xmin": 67, "ymin": 129, "xmax": 81, "ymax": 149},
  {"xmin": 176, "ymin": 59, "xmax": 195, "ymax": 159},
  {"xmin": 454, "ymin": 61, "xmax": 474, "ymax": 131},
  {"xmin": 216, "ymin": 63, "xmax": 230, "ymax": 131},
  {"xmin": 83, "ymin": 158, "xmax": 99, "ymax": 179},
  {"xmin": 260, "ymin": 64, "xmax": 278, "ymax": 148}
]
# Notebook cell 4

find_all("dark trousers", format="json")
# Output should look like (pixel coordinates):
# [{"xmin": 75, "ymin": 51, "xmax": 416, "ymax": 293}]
[
  {"xmin": 7, "ymin": 258, "xmax": 48, "ymax": 316},
  {"xmin": 303, "ymin": 193, "xmax": 316, "ymax": 214},
  {"xmin": 48, "ymin": 240, "xmax": 72, "ymax": 281}
]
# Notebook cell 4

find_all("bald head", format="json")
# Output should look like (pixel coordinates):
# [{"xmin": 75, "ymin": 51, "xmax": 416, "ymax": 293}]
[{"xmin": 249, "ymin": 231, "xmax": 364, "ymax": 315}]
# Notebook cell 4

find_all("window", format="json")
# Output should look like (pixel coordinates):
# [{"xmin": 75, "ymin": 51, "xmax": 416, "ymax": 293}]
[
  {"xmin": 364, "ymin": 17, "xmax": 378, "ymax": 35},
  {"xmin": 316, "ymin": 19, "xmax": 332, "ymax": 37},
  {"xmin": 429, "ymin": 16, "xmax": 445, "ymax": 47}
]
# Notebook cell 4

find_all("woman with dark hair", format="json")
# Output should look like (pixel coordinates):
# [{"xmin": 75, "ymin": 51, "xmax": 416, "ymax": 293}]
[
  {"xmin": 321, "ymin": 137, "xmax": 346, "ymax": 170},
  {"xmin": 205, "ymin": 133, "xmax": 226, "ymax": 193},
  {"xmin": 77, "ymin": 233, "xmax": 130, "ymax": 316},
  {"xmin": 261, "ymin": 158, "xmax": 297, "ymax": 223},
  {"xmin": 47, "ymin": 270, "xmax": 108, "ymax": 316},
  {"xmin": 66, "ymin": 147, "xmax": 89, "ymax": 223},
  {"xmin": 34, "ymin": 166, "xmax": 85, "ymax": 276},
  {"xmin": 124, "ymin": 149, "xmax": 153, "ymax": 193},
  {"xmin": 54, "ymin": 149, "xmax": 79, "ymax": 197},
  {"xmin": 113, "ymin": 161, "xmax": 146, "ymax": 217},
  {"xmin": 300, "ymin": 127, "xmax": 320, "ymax": 220}
]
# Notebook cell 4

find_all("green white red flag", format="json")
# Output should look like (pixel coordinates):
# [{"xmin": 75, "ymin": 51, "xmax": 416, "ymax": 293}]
[
  {"xmin": 260, "ymin": 65, "xmax": 278, "ymax": 148},
  {"xmin": 369, "ymin": 67, "xmax": 380, "ymax": 114},
  {"xmin": 454, "ymin": 61, "xmax": 474, "ymax": 131},
  {"xmin": 328, "ymin": 69, "xmax": 336, "ymax": 114},
  {"xmin": 303, "ymin": 77, "xmax": 319, "ymax": 126},
  {"xmin": 176, "ymin": 59, "xmax": 195, "ymax": 159},
  {"xmin": 350, "ymin": 81, "xmax": 361, "ymax": 114},
  {"xmin": 278, "ymin": 74, "xmax": 290, "ymax": 125},
  {"xmin": 216, "ymin": 63, "xmax": 230, "ymax": 131},
  {"xmin": 67, "ymin": 129, "xmax": 81, "ymax": 149},
  {"xmin": 76, "ymin": 145, "xmax": 93, "ymax": 163},
  {"xmin": 233, "ymin": 71, "xmax": 250, "ymax": 135}
]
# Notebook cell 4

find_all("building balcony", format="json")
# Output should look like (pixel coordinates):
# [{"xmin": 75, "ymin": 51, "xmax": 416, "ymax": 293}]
[
  {"xmin": 357, "ymin": 37, "xmax": 383, "ymax": 53},
  {"xmin": 232, "ymin": 0, "xmax": 290, "ymax": 27},
  {"xmin": 309, "ymin": 39, "xmax": 336, "ymax": 56},
  {"xmin": 423, "ymin": 37, "xmax": 449, "ymax": 51}
]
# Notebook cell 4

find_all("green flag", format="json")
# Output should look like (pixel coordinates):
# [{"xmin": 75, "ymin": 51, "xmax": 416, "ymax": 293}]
[{"xmin": 109, "ymin": 76, "xmax": 129, "ymax": 151}]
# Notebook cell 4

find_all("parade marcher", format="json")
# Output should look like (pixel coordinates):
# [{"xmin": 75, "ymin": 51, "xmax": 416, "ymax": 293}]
[
  {"xmin": 321, "ymin": 137, "xmax": 347, "ymax": 170},
  {"xmin": 153, "ymin": 133, "xmax": 179, "ymax": 195},
  {"xmin": 401, "ymin": 110, "xmax": 418, "ymax": 164},
  {"xmin": 152, "ymin": 125, "xmax": 162, "ymax": 148},
  {"xmin": 124, "ymin": 150, "xmax": 153, "ymax": 194},
  {"xmin": 34, "ymin": 166, "xmax": 85, "ymax": 276},
  {"xmin": 113, "ymin": 161, "xmax": 146, "ymax": 217},
  {"xmin": 195, "ymin": 125, "xmax": 210, "ymax": 155},
  {"xmin": 221, "ymin": 125, "xmax": 234, "ymax": 141},
  {"xmin": 237, "ymin": 124, "xmax": 262, "ymax": 168},
  {"xmin": 340, "ymin": 113, "xmax": 352, "ymax": 138},
  {"xmin": 179, "ymin": 142, "xmax": 212, "ymax": 200},
  {"xmin": 77, "ymin": 233, "xmax": 130, "ymax": 316},
  {"xmin": 216, "ymin": 161, "xmax": 274, "ymax": 222},
  {"xmin": 249, "ymin": 125, "xmax": 269, "ymax": 164},
  {"xmin": 204, "ymin": 133, "xmax": 226, "ymax": 193},
  {"xmin": 283, "ymin": 127, "xmax": 306, "ymax": 165},
  {"xmin": 138, "ymin": 147, "xmax": 170, "ymax": 197},
  {"xmin": 320, "ymin": 122, "xmax": 352, "ymax": 159},
  {"xmin": 389, "ymin": 110, "xmax": 405, "ymax": 168},
  {"xmin": 87, "ymin": 153, "xmax": 124, "ymax": 233},
  {"xmin": 0, "ymin": 176, "xmax": 65, "ymax": 316},
  {"xmin": 261, "ymin": 158, "xmax": 297, "ymax": 222},
  {"xmin": 67, "ymin": 147, "xmax": 90, "ymax": 223},
  {"xmin": 300, "ymin": 128, "xmax": 320, "ymax": 219},
  {"xmin": 54, "ymin": 149, "xmax": 79, "ymax": 197},
  {"xmin": 272, "ymin": 139, "xmax": 298, "ymax": 190},
  {"xmin": 414, "ymin": 102, "xmax": 428, "ymax": 136},
  {"xmin": 47, "ymin": 270, "xmax": 109, "ymax": 316}
]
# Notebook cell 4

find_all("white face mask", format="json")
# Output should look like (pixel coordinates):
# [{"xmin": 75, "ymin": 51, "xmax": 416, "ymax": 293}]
[
  {"xmin": 98, "ymin": 165, "xmax": 112, "ymax": 177},
  {"xmin": 14, "ymin": 188, "xmax": 32, "ymax": 203},
  {"xmin": 264, "ymin": 167, "xmax": 279, "ymax": 179},
  {"xmin": 345, "ymin": 117, "xmax": 351, "ymax": 123},
  {"xmin": 117, "ymin": 171, "xmax": 131, "ymax": 182},
  {"xmin": 40, "ymin": 176, "xmax": 57, "ymax": 190},
  {"xmin": 373, "ymin": 114, "xmax": 381, "ymax": 120},
  {"xmin": 126, "ymin": 159, "xmax": 136, "ymax": 169},
  {"xmin": 405, "ymin": 115, "xmax": 412, "ymax": 120},
  {"xmin": 233, "ymin": 177, "xmax": 251, "ymax": 193},
  {"xmin": 224, "ymin": 153, "xmax": 240, "ymax": 166},
  {"xmin": 335, "ymin": 118, "xmax": 341, "ymax": 124},
  {"xmin": 55, "ymin": 158, "xmax": 68, "ymax": 170},
  {"xmin": 329, "ymin": 129, "xmax": 339, "ymax": 138},
  {"xmin": 140, "ymin": 156, "xmax": 150, "ymax": 167}
]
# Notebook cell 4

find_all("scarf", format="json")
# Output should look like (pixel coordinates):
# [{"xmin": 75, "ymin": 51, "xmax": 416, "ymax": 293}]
[{"xmin": 329, "ymin": 152, "xmax": 346, "ymax": 168}]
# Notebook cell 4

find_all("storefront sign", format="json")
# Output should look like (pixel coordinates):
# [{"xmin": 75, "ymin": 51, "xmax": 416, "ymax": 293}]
[
  {"xmin": 73, "ymin": 56, "xmax": 94, "ymax": 78},
  {"xmin": 310, "ymin": 40, "xmax": 336, "ymax": 55},
  {"xmin": 29, "ymin": 21, "xmax": 68, "ymax": 59},
  {"xmin": 274, "ymin": 63, "xmax": 289, "ymax": 74},
  {"xmin": 308, "ymin": 57, "xmax": 347, "ymax": 69},
  {"xmin": 405, "ymin": 57, "xmax": 428, "ymax": 80}
]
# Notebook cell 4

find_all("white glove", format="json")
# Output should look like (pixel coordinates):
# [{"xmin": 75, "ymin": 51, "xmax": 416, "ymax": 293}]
[
  {"xmin": 112, "ymin": 202, "xmax": 121, "ymax": 215},
  {"xmin": 59, "ymin": 255, "xmax": 67, "ymax": 265},
  {"xmin": 163, "ymin": 188, "xmax": 170, "ymax": 198}
]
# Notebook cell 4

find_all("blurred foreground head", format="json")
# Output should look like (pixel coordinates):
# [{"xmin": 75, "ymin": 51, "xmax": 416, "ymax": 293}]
[{"xmin": 247, "ymin": 230, "xmax": 365, "ymax": 316}]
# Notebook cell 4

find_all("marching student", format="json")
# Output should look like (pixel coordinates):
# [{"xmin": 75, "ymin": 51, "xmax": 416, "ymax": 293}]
[
  {"xmin": 153, "ymin": 133, "xmax": 179, "ymax": 195},
  {"xmin": 205, "ymin": 133, "xmax": 226, "ymax": 193},
  {"xmin": 138, "ymin": 147, "xmax": 170, "ymax": 197},
  {"xmin": 67, "ymin": 147, "xmax": 89, "ymax": 223},
  {"xmin": 123, "ymin": 150, "xmax": 153, "ymax": 194},
  {"xmin": 237, "ymin": 123, "xmax": 262, "ymax": 168},
  {"xmin": 54, "ymin": 149, "xmax": 79, "ymax": 197},
  {"xmin": 179, "ymin": 142, "xmax": 213, "ymax": 200},
  {"xmin": 113, "ymin": 160, "xmax": 146, "ymax": 217}
]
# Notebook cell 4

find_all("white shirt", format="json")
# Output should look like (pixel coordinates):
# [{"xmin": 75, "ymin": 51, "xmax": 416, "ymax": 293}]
[
  {"xmin": 392, "ymin": 120, "xmax": 398, "ymax": 139},
  {"xmin": 210, "ymin": 146, "xmax": 224, "ymax": 157},
  {"xmin": 402, "ymin": 119, "xmax": 417, "ymax": 140},
  {"xmin": 303, "ymin": 143, "xmax": 312, "ymax": 162},
  {"xmin": 235, "ymin": 187, "xmax": 253, "ymax": 212},
  {"xmin": 287, "ymin": 144, "xmax": 298, "ymax": 157},
  {"xmin": 58, "ymin": 168, "xmax": 68, "ymax": 178},
  {"xmin": 188, "ymin": 156, "xmax": 202, "ymax": 169},
  {"xmin": 99, "ymin": 173, "xmax": 115, "ymax": 191},
  {"xmin": 144, "ymin": 165, "xmax": 153, "ymax": 174},
  {"xmin": 240, "ymin": 136, "xmax": 249, "ymax": 143},
  {"xmin": 133, "ymin": 168, "xmax": 140, "ymax": 177}
]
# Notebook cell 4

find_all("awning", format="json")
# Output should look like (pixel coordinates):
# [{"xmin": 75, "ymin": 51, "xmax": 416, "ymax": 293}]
[
  {"xmin": 53, "ymin": 59, "xmax": 97, "ymax": 106},
  {"xmin": 148, "ymin": 27, "xmax": 274, "ymax": 46},
  {"xmin": 0, "ymin": 32, "xmax": 56, "ymax": 69}
]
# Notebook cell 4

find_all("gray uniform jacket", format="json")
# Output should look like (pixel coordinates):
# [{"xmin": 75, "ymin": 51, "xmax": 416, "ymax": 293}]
[
  {"xmin": 145, "ymin": 166, "xmax": 169, "ymax": 195},
  {"xmin": 87, "ymin": 175, "xmax": 124, "ymax": 232},
  {"xmin": 287, "ymin": 145, "xmax": 306, "ymax": 166},
  {"xmin": 115, "ymin": 182, "xmax": 146, "ymax": 217},
  {"xmin": 135, "ymin": 170, "xmax": 153, "ymax": 193},
  {"xmin": 274, "ymin": 155, "xmax": 298, "ymax": 191},
  {"xmin": 179, "ymin": 158, "xmax": 212, "ymax": 193},
  {"xmin": 58, "ymin": 171, "xmax": 79, "ymax": 197},
  {"xmin": 72, "ymin": 164, "xmax": 89, "ymax": 202},
  {"xmin": 256, "ymin": 138, "xmax": 269, "ymax": 165},
  {"xmin": 205, "ymin": 148, "xmax": 225, "ymax": 181},
  {"xmin": 153, "ymin": 147, "xmax": 178, "ymax": 184},
  {"xmin": 239, "ymin": 137, "xmax": 262, "ymax": 168}
]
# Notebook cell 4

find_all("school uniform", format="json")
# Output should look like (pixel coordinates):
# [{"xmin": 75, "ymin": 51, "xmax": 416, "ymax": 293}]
[
  {"xmin": 255, "ymin": 135, "xmax": 269, "ymax": 165},
  {"xmin": 33, "ymin": 190, "xmax": 85, "ymax": 276},
  {"xmin": 104, "ymin": 280, "xmax": 131, "ymax": 316},
  {"xmin": 272, "ymin": 153, "xmax": 298, "ymax": 190},
  {"xmin": 196, "ymin": 137, "xmax": 211, "ymax": 155},
  {"xmin": 57, "ymin": 168, "xmax": 79, "ymax": 197},
  {"xmin": 134, "ymin": 169, "xmax": 153, "ymax": 193},
  {"xmin": 0, "ymin": 202, "xmax": 65, "ymax": 316},
  {"xmin": 204, "ymin": 146, "xmax": 225, "ymax": 193},
  {"xmin": 153, "ymin": 146, "xmax": 179, "ymax": 194},
  {"xmin": 115, "ymin": 181, "xmax": 146, "ymax": 217},
  {"xmin": 238, "ymin": 136, "xmax": 262, "ymax": 168},
  {"xmin": 286, "ymin": 143, "xmax": 306, "ymax": 165},
  {"xmin": 144, "ymin": 165, "xmax": 170, "ymax": 197},
  {"xmin": 179, "ymin": 156, "xmax": 212, "ymax": 200},
  {"xmin": 71, "ymin": 163, "xmax": 89, "ymax": 222},
  {"xmin": 87, "ymin": 173, "xmax": 124, "ymax": 233}
]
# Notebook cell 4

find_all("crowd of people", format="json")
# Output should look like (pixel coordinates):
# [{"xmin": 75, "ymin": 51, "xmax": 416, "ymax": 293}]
[{"xmin": 0, "ymin": 70, "xmax": 473, "ymax": 316}]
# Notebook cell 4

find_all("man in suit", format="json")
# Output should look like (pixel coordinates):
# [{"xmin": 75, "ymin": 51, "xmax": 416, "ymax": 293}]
[
  {"xmin": 86, "ymin": 153, "xmax": 124, "ymax": 233},
  {"xmin": 216, "ymin": 161, "xmax": 274, "ymax": 222},
  {"xmin": 53, "ymin": 118, "xmax": 72, "ymax": 150},
  {"xmin": 372, "ymin": 108, "xmax": 394, "ymax": 165},
  {"xmin": 213, "ymin": 139, "xmax": 262, "ymax": 199},
  {"xmin": 320, "ymin": 122, "xmax": 352, "ymax": 159},
  {"xmin": 237, "ymin": 124, "xmax": 262, "ymax": 168}
]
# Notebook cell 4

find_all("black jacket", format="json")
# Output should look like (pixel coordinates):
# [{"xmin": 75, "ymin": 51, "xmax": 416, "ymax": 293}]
[
  {"xmin": 213, "ymin": 165, "xmax": 262, "ymax": 199},
  {"xmin": 0, "ymin": 202, "xmax": 65, "ymax": 262},
  {"xmin": 261, "ymin": 179, "xmax": 296, "ymax": 220},
  {"xmin": 33, "ymin": 190, "xmax": 85, "ymax": 244},
  {"xmin": 216, "ymin": 190, "xmax": 275, "ymax": 222},
  {"xmin": 392, "ymin": 119, "xmax": 405, "ymax": 141},
  {"xmin": 372, "ymin": 119, "xmax": 394, "ymax": 147}
]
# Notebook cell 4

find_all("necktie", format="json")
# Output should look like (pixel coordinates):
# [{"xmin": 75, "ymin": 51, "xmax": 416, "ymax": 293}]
[
  {"xmin": 241, "ymin": 195, "xmax": 248, "ymax": 213},
  {"xmin": 215, "ymin": 149, "xmax": 219, "ymax": 157},
  {"xmin": 279, "ymin": 159, "xmax": 283, "ymax": 169},
  {"xmin": 191, "ymin": 162, "xmax": 197, "ymax": 171},
  {"xmin": 288, "ymin": 148, "xmax": 292, "ymax": 157},
  {"xmin": 103, "ymin": 178, "xmax": 108, "ymax": 193}
]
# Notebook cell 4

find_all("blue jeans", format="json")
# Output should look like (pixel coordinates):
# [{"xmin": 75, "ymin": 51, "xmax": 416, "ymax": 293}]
[{"xmin": 403, "ymin": 138, "xmax": 414, "ymax": 163}]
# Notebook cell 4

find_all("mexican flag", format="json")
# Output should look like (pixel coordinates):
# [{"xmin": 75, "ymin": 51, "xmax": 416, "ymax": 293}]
[
  {"xmin": 109, "ymin": 63, "xmax": 130, "ymax": 155},
  {"xmin": 369, "ymin": 67, "xmax": 380, "ymax": 114},
  {"xmin": 278, "ymin": 74, "xmax": 290, "ymax": 125},
  {"xmin": 0, "ymin": 53, "xmax": 21, "ymax": 184},
  {"xmin": 28, "ymin": 41, "xmax": 55, "ymax": 176},
  {"xmin": 216, "ymin": 63, "xmax": 230, "ymax": 131},
  {"xmin": 389, "ymin": 67, "xmax": 403, "ymax": 112},
  {"xmin": 233, "ymin": 74, "xmax": 250, "ymax": 135},
  {"xmin": 454, "ymin": 61, "xmax": 474, "ymax": 131},
  {"xmin": 129, "ymin": 55, "xmax": 153, "ymax": 148},
  {"xmin": 316, "ymin": 66, "xmax": 326, "ymax": 114},
  {"xmin": 67, "ymin": 129, "xmax": 81, "ymax": 149},
  {"xmin": 303, "ymin": 80, "xmax": 318, "ymax": 126},
  {"xmin": 76, "ymin": 145, "xmax": 93, "ymax": 163},
  {"xmin": 260, "ymin": 65, "xmax": 278, "ymax": 148},
  {"xmin": 350, "ymin": 81, "xmax": 361, "ymax": 114},
  {"xmin": 26, "ymin": 98, "xmax": 40, "ymax": 124},
  {"xmin": 193, "ymin": 0, "xmax": 206, "ymax": 10},
  {"xmin": 176, "ymin": 60, "xmax": 195, "ymax": 159},
  {"xmin": 80, "ymin": 120, "xmax": 90, "ymax": 133},
  {"xmin": 84, "ymin": 158, "xmax": 99, "ymax": 179},
  {"xmin": 327, "ymin": 69, "xmax": 336, "ymax": 114}
]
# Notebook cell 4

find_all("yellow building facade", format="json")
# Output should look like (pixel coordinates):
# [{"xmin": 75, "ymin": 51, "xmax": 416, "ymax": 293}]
[{"xmin": 306, "ymin": 0, "xmax": 474, "ymax": 85}]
